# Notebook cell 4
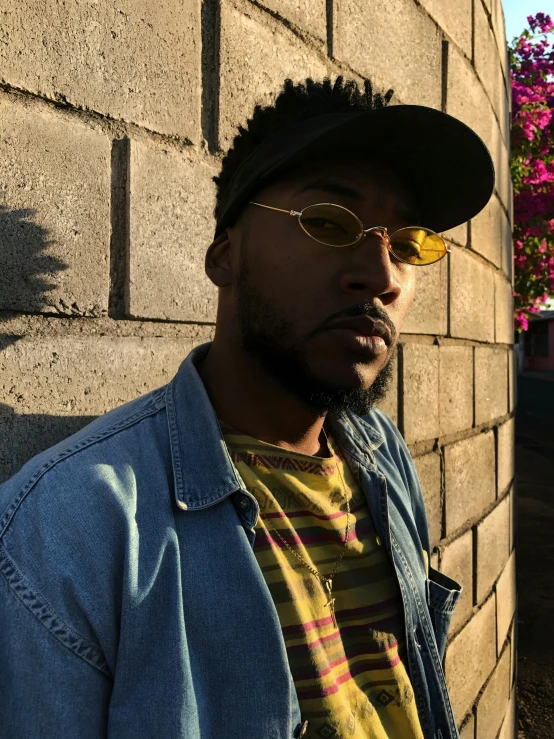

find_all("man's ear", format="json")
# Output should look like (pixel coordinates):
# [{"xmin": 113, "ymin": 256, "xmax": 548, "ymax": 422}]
[{"xmin": 205, "ymin": 231, "xmax": 233, "ymax": 287}]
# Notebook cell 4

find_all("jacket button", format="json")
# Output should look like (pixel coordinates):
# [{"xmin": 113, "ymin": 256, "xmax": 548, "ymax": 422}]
[
  {"xmin": 294, "ymin": 720, "xmax": 309, "ymax": 737},
  {"xmin": 236, "ymin": 493, "xmax": 252, "ymax": 512},
  {"xmin": 375, "ymin": 535, "xmax": 382, "ymax": 546}
]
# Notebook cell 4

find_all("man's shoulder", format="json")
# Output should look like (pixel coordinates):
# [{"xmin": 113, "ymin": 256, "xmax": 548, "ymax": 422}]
[
  {"xmin": 0, "ymin": 384, "xmax": 176, "ymax": 669},
  {"xmin": 0, "ymin": 384, "xmax": 169, "ymax": 528}
]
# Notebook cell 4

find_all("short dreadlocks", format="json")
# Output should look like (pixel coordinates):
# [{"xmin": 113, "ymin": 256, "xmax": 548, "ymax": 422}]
[{"xmin": 213, "ymin": 76, "xmax": 394, "ymax": 223}]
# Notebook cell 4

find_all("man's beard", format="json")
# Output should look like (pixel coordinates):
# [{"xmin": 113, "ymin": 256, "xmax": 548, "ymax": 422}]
[{"xmin": 236, "ymin": 262, "xmax": 396, "ymax": 418}]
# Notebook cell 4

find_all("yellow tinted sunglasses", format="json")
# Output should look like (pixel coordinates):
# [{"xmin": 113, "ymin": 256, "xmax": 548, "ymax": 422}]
[{"xmin": 249, "ymin": 201, "xmax": 450, "ymax": 266}]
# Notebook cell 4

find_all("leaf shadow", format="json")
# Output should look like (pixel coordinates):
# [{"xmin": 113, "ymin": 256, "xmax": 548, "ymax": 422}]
[{"xmin": 0, "ymin": 205, "xmax": 93, "ymax": 480}]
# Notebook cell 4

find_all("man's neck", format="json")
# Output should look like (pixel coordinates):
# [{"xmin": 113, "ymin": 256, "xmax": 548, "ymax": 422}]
[{"xmin": 197, "ymin": 339, "xmax": 328, "ymax": 457}]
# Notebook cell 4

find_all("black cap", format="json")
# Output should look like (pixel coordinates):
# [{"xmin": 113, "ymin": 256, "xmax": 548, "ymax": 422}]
[{"xmin": 215, "ymin": 104, "xmax": 495, "ymax": 237}]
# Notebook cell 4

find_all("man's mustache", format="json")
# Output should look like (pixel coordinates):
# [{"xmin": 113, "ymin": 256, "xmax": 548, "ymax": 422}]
[{"xmin": 311, "ymin": 302, "xmax": 397, "ymax": 344}]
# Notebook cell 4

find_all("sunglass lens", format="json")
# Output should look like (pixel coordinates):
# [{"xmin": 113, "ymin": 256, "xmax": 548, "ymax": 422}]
[
  {"xmin": 299, "ymin": 204, "xmax": 362, "ymax": 247},
  {"xmin": 390, "ymin": 228, "xmax": 446, "ymax": 265}
]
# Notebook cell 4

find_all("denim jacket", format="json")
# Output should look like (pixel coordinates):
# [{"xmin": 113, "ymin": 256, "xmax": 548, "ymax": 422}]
[{"xmin": 0, "ymin": 343, "xmax": 461, "ymax": 739}]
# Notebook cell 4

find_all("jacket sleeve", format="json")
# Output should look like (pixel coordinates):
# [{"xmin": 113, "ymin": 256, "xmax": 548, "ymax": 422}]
[{"xmin": 0, "ymin": 544, "xmax": 112, "ymax": 738}]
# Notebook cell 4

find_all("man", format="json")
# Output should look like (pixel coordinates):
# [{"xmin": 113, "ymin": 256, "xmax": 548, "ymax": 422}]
[{"xmin": 0, "ymin": 77, "xmax": 494, "ymax": 738}]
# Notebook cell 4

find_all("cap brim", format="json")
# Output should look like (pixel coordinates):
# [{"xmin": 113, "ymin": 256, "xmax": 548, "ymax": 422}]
[{"xmin": 216, "ymin": 105, "xmax": 495, "ymax": 237}]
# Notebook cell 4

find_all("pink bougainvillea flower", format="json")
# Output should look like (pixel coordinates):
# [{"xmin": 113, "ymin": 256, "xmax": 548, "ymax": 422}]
[
  {"xmin": 511, "ymin": 14, "xmax": 554, "ymax": 331},
  {"xmin": 515, "ymin": 313, "xmax": 529, "ymax": 331}
]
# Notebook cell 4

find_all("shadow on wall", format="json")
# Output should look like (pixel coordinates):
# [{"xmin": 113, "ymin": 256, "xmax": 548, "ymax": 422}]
[
  {"xmin": 0, "ymin": 206, "xmax": 92, "ymax": 483},
  {"xmin": 0, "ymin": 205, "xmax": 66, "ymax": 313},
  {"xmin": 0, "ymin": 405, "xmax": 96, "ymax": 483}
]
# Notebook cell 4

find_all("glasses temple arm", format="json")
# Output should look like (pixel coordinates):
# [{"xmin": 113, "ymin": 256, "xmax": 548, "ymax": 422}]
[{"xmin": 249, "ymin": 201, "xmax": 299, "ymax": 216}]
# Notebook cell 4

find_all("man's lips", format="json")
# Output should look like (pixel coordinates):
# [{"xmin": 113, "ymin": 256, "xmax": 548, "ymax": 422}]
[
  {"xmin": 322, "ymin": 315, "xmax": 392, "ymax": 358},
  {"xmin": 324, "ymin": 315, "xmax": 392, "ymax": 345}
]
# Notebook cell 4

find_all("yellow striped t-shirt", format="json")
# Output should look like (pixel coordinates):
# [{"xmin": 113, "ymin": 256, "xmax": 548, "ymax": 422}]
[{"xmin": 223, "ymin": 425, "xmax": 424, "ymax": 739}]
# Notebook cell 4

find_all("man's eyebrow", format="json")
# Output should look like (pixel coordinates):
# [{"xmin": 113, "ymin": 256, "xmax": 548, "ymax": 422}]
[
  {"xmin": 294, "ymin": 179, "xmax": 364, "ymax": 200},
  {"xmin": 397, "ymin": 205, "xmax": 423, "ymax": 224}
]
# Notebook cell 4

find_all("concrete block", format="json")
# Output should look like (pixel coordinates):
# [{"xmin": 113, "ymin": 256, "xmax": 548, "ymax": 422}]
[
  {"xmin": 497, "ymin": 74, "xmax": 510, "ymax": 149},
  {"xmin": 449, "ymin": 248, "xmax": 495, "ymax": 343},
  {"xmin": 401, "ymin": 343, "xmax": 439, "ymax": 444},
  {"xmin": 508, "ymin": 177, "xmax": 514, "ymax": 235},
  {"xmin": 417, "ymin": 0, "xmax": 472, "ymax": 58},
  {"xmin": 509, "ymin": 485, "xmax": 514, "ymax": 552},
  {"xmin": 492, "ymin": 0, "xmax": 506, "ymax": 41},
  {"xmin": 129, "ymin": 141, "xmax": 218, "ymax": 322},
  {"xmin": 439, "ymin": 529, "xmax": 473, "ymax": 633},
  {"xmin": 490, "ymin": 121, "xmax": 511, "ymax": 212},
  {"xmin": 495, "ymin": 272, "xmax": 514, "ymax": 345},
  {"xmin": 492, "ymin": 0, "xmax": 508, "ymax": 77},
  {"xmin": 447, "ymin": 44, "xmax": 510, "ymax": 211},
  {"xmin": 0, "ymin": 335, "xmax": 195, "ymax": 416},
  {"xmin": 498, "ymin": 690, "xmax": 516, "ymax": 739},
  {"xmin": 459, "ymin": 714, "xmax": 475, "ymax": 739},
  {"xmin": 509, "ymin": 619, "xmax": 516, "ymax": 689},
  {"xmin": 500, "ymin": 92, "xmax": 510, "ymax": 157},
  {"xmin": 376, "ymin": 352, "xmax": 398, "ymax": 425},
  {"xmin": 496, "ymin": 551, "xmax": 516, "ymax": 653},
  {"xmin": 471, "ymin": 194, "xmax": 508, "ymax": 268},
  {"xmin": 447, "ymin": 44, "xmax": 494, "ymax": 158},
  {"xmin": 444, "ymin": 431, "xmax": 496, "ymax": 534},
  {"xmin": 443, "ymin": 223, "xmax": 468, "ymax": 248},
  {"xmin": 497, "ymin": 418, "xmax": 515, "ymax": 495},
  {"xmin": 402, "ymin": 254, "xmax": 448, "ymax": 335},
  {"xmin": 334, "ymin": 0, "xmax": 442, "ymax": 109},
  {"xmin": 474, "ymin": 347, "xmax": 508, "ymax": 425},
  {"xmin": 255, "ymin": 0, "xmax": 327, "ymax": 40},
  {"xmin": 476, "ymin": 495, "xmax": 510, "ymax": 603},
  {"xmin": 508, "ymin": 349, "xmax": 516, "ymax": 413},
  {"xmin": 413, "ymin": 452, "xmax": 442, "ymax": 548},
  {"xmin": 218, "ymin": 2, "xmax": 328, "ymax": 147},
  {"xmin": 475, "ymin": 646, "xmax": 511, "ymax": 739},
  {"xmin": 0, "ymin": 0, "xmax": 200, "ymax": 140},
  {"xmin": 501, "ymin": 203, "xmax": 514, "ymax": 282},
  {"xmin": 439, "ymin": 345, "xmax": 473, "ymax": 437},
  {"xmin": 445, "ymin": 595, "xmax": 497, "ymax": 722},
  {"xmin": 0, "ymin": 335, "xmax": 199, "ymax": 482},
  {"xmin": 474, "ymin": 0, "xmax": 505, "ymax": 121},
  {"xmin": 0, "ymin": 96, "xmax": 110, "ymax": 316}
]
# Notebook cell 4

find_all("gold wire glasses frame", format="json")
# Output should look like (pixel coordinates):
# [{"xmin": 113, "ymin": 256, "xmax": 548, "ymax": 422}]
[{"xmin": 249, "ymin": 201, "xmax": 451, "ymax": 266}]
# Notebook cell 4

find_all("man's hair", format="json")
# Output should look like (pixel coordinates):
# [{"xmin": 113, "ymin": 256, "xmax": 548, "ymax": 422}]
[{"xmin": 213, "ymin": 76, "xmax": 394, "ymax": 222}]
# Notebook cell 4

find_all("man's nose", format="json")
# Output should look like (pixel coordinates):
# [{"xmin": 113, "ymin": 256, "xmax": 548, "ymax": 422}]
[{"xmin": 337, "ymin": 231, "xmax": 402, "ymax": 305}]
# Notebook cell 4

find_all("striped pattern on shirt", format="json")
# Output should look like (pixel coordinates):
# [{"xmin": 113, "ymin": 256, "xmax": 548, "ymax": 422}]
[{"xmin": 223, "ymin": 424, "xmax": 424, "ymax": 739}]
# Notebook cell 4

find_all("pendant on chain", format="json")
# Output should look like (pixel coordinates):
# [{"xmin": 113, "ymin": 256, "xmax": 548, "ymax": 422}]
[{"xmin": 324, "ymin": 579, "xmax": 337, "ymax": 628}]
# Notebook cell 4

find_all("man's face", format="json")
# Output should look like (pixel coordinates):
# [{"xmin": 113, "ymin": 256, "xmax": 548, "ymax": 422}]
[{"xmin": 221, "ymin": 155, "xmax": 419, "ymax": 416}]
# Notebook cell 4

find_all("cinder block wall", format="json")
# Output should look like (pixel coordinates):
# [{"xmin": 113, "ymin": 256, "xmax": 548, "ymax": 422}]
[{"xmin": 0, "ymin": 1, "xmax": 515, "ymax": 736}]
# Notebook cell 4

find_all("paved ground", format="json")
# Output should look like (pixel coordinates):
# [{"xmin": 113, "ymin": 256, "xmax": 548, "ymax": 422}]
[{"xmin": 515, "ymin": 374, "xmax": 554, "ymax": 738}]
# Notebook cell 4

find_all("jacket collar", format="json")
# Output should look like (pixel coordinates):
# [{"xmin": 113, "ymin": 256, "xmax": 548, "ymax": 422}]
[{"xmin": 167, "ymin": 342, "xmax": 386, "ymax": 511}]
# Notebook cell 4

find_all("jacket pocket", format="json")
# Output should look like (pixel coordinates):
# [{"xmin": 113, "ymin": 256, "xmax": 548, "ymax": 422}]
[{"xmin": 427, "ymin": 567, "xmax": 462, "ymax": 661}]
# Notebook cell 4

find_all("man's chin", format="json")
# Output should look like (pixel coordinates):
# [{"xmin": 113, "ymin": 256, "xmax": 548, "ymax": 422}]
[
  {"xmin": 298, "ymin": 350, "xmax": 396, "ymax": 418},
  {"xmin": 302, "ymin": 384, "xmax": 380, "ymax": 419},
  {"xmin": 307, "ymin": 352, "xmax": 391, "ymax": 391}
]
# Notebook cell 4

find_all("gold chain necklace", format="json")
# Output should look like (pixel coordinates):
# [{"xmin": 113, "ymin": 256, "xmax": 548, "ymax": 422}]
[{"xmin": 262, "ymin": 429, "xmax": 350, "ymax": 628}]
